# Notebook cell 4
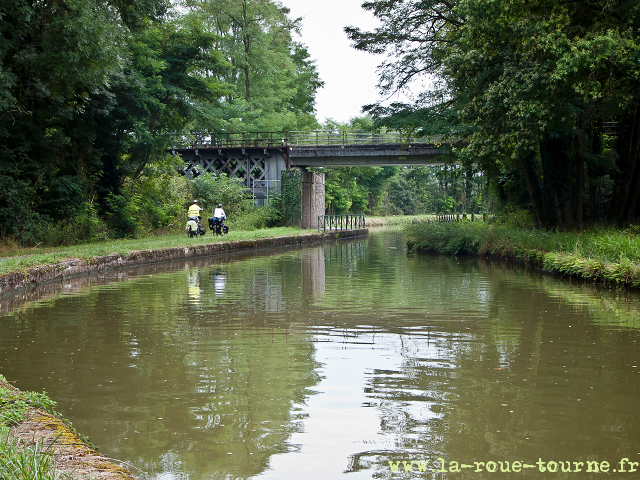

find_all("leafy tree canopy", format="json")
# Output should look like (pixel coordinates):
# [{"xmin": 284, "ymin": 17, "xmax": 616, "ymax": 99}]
[
  {"xmin": 0, "ymin": 0, "xmax": 324, "ymax": 243},
  {"xmin": 347, "ymin": 0, "xmax": 640, "ymax": 228}
]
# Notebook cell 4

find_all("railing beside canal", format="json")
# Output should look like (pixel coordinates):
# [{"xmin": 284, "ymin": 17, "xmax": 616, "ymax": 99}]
[
  {"xmin": 318, "ymin": 214, "xmax": 366, "ymax": 231},
  {"xmin": 437, "ymin": 213, "xmax": 486, "ymax": 222}
]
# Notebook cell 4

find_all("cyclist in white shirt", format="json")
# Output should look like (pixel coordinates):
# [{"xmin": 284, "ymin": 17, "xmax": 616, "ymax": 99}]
[{"xmin": 213, "ymin": 203, "xmax": 226, "ymax": 221}]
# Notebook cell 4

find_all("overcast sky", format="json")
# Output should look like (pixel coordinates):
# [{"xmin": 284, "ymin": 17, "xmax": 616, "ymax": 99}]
[{"xmin": 281, "ymin": 0, "xmax": 386, "ymax": 124}]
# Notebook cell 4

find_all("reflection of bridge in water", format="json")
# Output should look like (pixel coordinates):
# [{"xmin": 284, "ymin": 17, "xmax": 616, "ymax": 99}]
[{"xmin": 172, "ymin": 131, "xmax": 458, "ymax": 228}]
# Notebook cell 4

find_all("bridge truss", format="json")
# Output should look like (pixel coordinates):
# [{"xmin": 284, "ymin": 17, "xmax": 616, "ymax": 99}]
[{"xmin": 173, "ymin": 130, "xmax": 457, "ymax": 205}]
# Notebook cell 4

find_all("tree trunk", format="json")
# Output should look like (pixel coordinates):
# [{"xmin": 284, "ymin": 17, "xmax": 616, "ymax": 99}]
[
  {"xmin": 611, "ymin": 108, "xmax": 640, "ymax": 224},
  {"xmin": 540, "ymin": 134, "xmax": 573, "ymax": 229},
  {"xmin": 520, "ymin": 152, "xmax": 543, "ymax": 228},
  {"xmin": 573, "ymin": 156, "xmax": 584, "ymax": 229}
]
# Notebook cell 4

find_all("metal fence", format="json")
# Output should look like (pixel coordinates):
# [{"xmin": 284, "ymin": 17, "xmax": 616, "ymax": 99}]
[
  {"xmin": 252, "ymin": 180, "xmax": 280, "ymax": 207},
  {"xmin": 179, "ymin": 130, "xmax": 458, "ymax": 149},
  {"xmin": 318, "ymin": 214, "xmax": 366, "ymax": 231},
  {"xmin": 187, "ymin": 132, "xmax": 289, "ymax": 148},
  {"xmin": 437, "ymin": 213, "xmax": 486, "ymax": 222},
  {"xmin": 288, "ymin": 130, "xmax": 456, "ymax": 147}
]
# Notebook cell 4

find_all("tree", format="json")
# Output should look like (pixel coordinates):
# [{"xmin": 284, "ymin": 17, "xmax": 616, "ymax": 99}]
[
  {"xmin": 0, "ymin": 0, "xmax": 325, "ymax": 243},
  {"xmin": 184, "ymin": 0, "xmax": 324, "ymax": 132},
  {"xmin": 0, "ymin": 0, "xmax": 132, "ymax": 240},
  {"xmin": 446, "ymin": 0, "xmax": 640, "ymax": 227},
  {"xmin": 0, "ymin": 0, "xmax": 231, "ymax": 241},
  {"xmin": 347, "ymin": 0, "xmax": 640, "ymax": 228},
  {"xmin": 345, "ymin": 0, "xmax": 461, "ymax": 97}
]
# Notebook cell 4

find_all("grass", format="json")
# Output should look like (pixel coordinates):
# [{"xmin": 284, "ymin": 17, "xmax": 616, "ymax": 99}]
[
  {"xmin": 366, "ymin": 214, "xmax": 435, "ymax": 226},
  {"xmin": 0, "ymin": 432, "xmax": 71, "ymax": 480},
  {"xmin": 0, "ymin": 386, "xmax": 57, "ymax": 426},
  {"xmin": 0, "ymin": 227, "xmax": 304, "ymax": 276},
  {"xmin": 0, "ymin": 375, "xmax": 70, "ymax": 479},
  {"xmin": 405, "ymin": 220, "xmax": 640, "ymax": 288}
]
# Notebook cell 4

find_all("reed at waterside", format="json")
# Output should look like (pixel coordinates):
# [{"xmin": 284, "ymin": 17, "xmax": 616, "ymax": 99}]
[{"xmin": 405, "ymin": 221, "xmax": 640, "ymax": 288}]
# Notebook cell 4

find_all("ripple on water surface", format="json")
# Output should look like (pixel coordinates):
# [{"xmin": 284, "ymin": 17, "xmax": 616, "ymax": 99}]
[{"xmin": 1, "ymin": 229, "xmax": 640, "ymax": 479}]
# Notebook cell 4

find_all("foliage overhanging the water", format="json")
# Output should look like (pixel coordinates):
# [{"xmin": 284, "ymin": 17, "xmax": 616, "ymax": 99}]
[{"xmin": 405, "ymin": 221, "xmax": 640, "ymax": 288}]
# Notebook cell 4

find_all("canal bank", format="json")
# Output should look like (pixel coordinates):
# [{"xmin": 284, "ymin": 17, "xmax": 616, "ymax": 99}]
[
  {"xmin": 1, "ymin": 374, "xmax": 137, "ymax": 479},
  {"xmin": 0, "ymin": 229, "xmax": 368, "ymax": 296},
  {"xmin": 2, "ymin": 228, "xmax": 640, "ymax": 478},
  {"xmin": 405, "ymin": 221, "xmax": 640, "ymax": 289},
  {"xmin": 1, "ymin": 228, "xmax": 367, "ymax": 479}
]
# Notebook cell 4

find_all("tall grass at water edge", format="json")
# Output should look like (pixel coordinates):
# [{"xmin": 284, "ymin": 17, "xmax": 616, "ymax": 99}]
[
  {"xmin": 0, "ymin": 433, "xmax": 71, "ymax": 480},
  {"xmin": 405, "ymin": 221, "xmax": 640, "ymax": 288}
]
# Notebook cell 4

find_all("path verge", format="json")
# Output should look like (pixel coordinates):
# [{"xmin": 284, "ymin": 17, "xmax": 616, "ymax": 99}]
[
  {"xmin": 0, "ymin": 229, "xmax": 368, "ymax": 296},
  {"xmin": 1, "ymin": 376, "xmax": 137, "ymax": 479}
]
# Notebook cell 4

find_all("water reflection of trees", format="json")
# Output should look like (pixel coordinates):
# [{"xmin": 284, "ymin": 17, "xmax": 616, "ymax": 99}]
[
  {"xmin": 0, "ymin": 261, "xmax": 323, "ymax": 478},
  {"xmin": 336, "ymin": 255, "xmax": 640, "ymax": 479},
  {"xmin": 1, "ymin": 231, "xmax": 640, "ymax": 479}
]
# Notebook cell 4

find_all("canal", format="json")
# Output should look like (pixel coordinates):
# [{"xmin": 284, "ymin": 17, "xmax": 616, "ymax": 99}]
[{"xmin": 1, "ymin": 228, "xmax": 640, "ymax": 479}]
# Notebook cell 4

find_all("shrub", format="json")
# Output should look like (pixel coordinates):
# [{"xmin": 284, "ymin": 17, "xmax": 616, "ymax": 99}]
[
  {"xmin": 190, "ymin": 172, "xmax": 253, "ymax": 216},
  {"xmin": 231, "ymin": 206, "xmax": 282, "ymax": 231},
  {"xmin": 405, "ymin": 221, "xmax": 485, "ymax": 255},
  {"xmin": 491, "ymin": 204, "xmax": 535, "ymax": 230}
]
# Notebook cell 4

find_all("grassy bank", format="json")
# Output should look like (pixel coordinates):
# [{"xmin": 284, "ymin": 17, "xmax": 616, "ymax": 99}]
[
  {"xmin": 0, "ymin": 375, "xmax": 136, "ymax": 479},
  {"xmin": 0, "ymin": 227, "xmax": 302, "ymax": 276},
  {"xmin": 0, "ymin": 376, "xmax": 68, "ymax": 479},
  {"xmin": 366, "ymin": 215, "xmax": 434, "ymax": 227},
  {"xmin": 405, "ymin": 221, "xmax": 640, "ymax": 288}
]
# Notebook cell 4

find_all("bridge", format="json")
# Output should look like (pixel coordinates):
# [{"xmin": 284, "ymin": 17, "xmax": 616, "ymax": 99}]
[{"xmin": 171, "ymin": 131, "xmax": 457, "ymax": 228}]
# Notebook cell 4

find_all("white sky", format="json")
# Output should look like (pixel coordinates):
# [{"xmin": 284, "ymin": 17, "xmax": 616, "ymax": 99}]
[{"xmin": 281, "ymin": 0, "xmax": 386, "ymax": 124}]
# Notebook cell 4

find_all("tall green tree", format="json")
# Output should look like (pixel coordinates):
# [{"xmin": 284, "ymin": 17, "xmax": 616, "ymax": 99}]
[
  {"xmin": 347, "ymin": 0, "xmax": 640, "ymax": 228},
  {"xmin": 444, "ymin": 0, "xmax": 640, "ymax": 228},
  {"xmin": 0, "ymin": 0, "xmax": 232, "ymax": 241},
  {"xmin": 0, "ymin": 0, "xmax": 134, "ymax": 239},
  {"xmin": 184, "ymin": 0, "xmax": 324, "ymax": 132},
  {"xmin": 93, "ymin": 12, "xmax": 231, "ymax": 235}
]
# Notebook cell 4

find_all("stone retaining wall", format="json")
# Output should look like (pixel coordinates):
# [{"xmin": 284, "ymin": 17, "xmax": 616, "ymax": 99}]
[{"xmin": 0, "ymin": 229, "xmax": 368, "ymax": 296}]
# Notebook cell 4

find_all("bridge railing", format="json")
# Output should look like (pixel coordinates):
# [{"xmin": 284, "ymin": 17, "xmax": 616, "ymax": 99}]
[
  {"xmin": 177, "ymin": 130, "xmax": 458, "ymax": 149},
  {"xmin": 288, "ymin": 130, "xmax": 454, "ymax": 147},
  {"xmin": 318, "ymin": 214, "xmax": 366, "ymax": 231},
  {"xmin": 186, "ymin": 132, "xmax": 289, "ymax": 148}
]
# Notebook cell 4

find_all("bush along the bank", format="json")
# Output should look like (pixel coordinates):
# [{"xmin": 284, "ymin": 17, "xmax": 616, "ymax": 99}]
[{"xmin": 404, "ymin": 221, "xmax": 640, "ymax": 289}]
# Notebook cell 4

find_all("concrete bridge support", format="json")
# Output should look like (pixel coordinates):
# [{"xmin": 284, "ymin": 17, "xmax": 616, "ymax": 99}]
[{"xmin": 301, "ymin": 169, "xmax": 325, "ymax": 230}]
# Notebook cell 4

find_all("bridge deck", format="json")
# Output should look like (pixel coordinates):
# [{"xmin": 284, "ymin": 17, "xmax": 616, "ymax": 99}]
[
  {"xmin": 171, "ymin": 130, "xmax": 457, "ymax": 187},
  {"xmin": 175, "ymin": 130, "xmax": 455, "ymax": 168},
  {"xmin": 288, "ymin": 143, "xmax": 449, "ymax": 167}
]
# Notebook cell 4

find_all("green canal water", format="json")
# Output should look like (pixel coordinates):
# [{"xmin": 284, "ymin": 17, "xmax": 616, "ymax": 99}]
[{"xmin": 1, "ymin": 228, "xmax": 640, "ymax": 479}]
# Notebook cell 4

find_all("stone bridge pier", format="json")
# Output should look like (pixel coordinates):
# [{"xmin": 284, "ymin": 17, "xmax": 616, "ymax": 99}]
[
  {"xmin": 173, "ymin": 131, "xmax": 452, "ymax": 229},
  {"xmin": 301, "ymin": 169, "xmax": 325, "ymax": 230}
]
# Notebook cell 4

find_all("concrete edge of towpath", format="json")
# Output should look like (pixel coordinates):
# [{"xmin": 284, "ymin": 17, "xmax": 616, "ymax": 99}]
[{"xmin": 0, "ymin": 229, "xmax": 368, "ymax": 297}]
